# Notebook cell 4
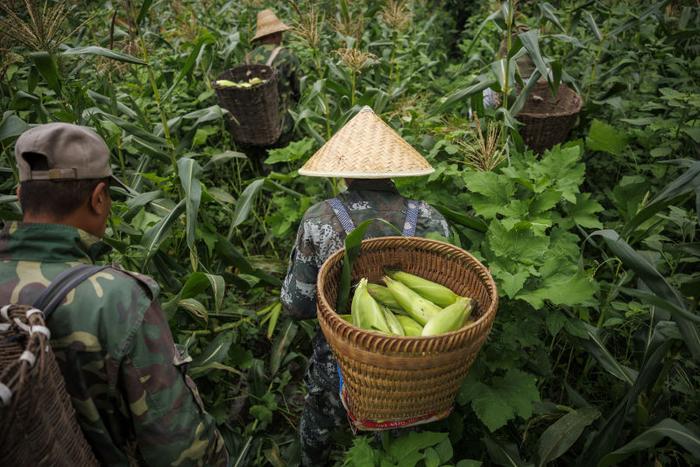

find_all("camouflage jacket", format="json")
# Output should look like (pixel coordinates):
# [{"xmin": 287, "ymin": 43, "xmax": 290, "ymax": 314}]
[
  {"xmin": 0, "ymin": 222, "xmax": 228, "ymax": 467},
  {"xmin": 247, "ymin": 44, "xmax": 301, "ymax": 130},
  {"xmin": 281, "ymin": 179, "xmax": 451, "ymax": 320}
]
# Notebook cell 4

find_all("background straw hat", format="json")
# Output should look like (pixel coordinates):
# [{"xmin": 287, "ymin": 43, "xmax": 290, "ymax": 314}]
[
  {"xmin": 252, "ymin": 9, "xmax": 291, "ymax": 41},
  {"xmin": 298, "ymin": 107, "xmax": 434, "ymax": 179}
]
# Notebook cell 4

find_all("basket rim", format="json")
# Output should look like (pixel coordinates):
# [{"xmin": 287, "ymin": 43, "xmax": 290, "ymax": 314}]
[
  {"xmin": 317, "ymin": 236, "xmax": 499, "ymax": 344},
  {"xmin": 212, "ymin": 64, "xmax": 278, "ymax": 90},
  {"xmin": 518, "ymin": 85, "xmax": 583, "ymax": 119}
]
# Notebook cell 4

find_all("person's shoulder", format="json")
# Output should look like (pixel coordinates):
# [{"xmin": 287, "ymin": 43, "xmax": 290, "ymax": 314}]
[
  {"xmin": 301, "ymin": 198, "xmax": 334, "ymax": 224},
  {"xmin": 96, "ymin": 265, "xmax": 160, "ymax": 300}
]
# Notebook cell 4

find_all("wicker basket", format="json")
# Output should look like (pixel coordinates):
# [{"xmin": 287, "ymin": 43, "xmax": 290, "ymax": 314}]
[
  {"xmin": 517, "ymin": 81, "xmax": 582, "ymax": 153},
  {"xmin": 317, "ymin": 237, "xmax": 499, "ymax": 425},
  {"xmin": 0, "ymin": 305, "xmax": 98, "ymax": 466},
  {"xmin": 214, "ymin": 64, "xmax": 282, "ymax": 146}
]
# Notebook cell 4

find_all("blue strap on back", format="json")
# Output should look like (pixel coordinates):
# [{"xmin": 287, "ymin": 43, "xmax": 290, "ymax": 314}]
[
  {"xmin": 403, "ymin": 200, "xmax": 419, "ymax": 237},
  {"xmin": 326, "ymin": 197, "xmax": 421, "ymax": 236},
  {"xmin": 327, "ymin": 198, "xmax": 356, "ymax": 234}
]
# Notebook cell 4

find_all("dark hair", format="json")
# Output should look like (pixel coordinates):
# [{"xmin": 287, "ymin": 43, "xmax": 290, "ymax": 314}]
[
  {"xmin": 19, "ymin": 178, "xmax": 110, "ymax": 218},
  {"xmin": 18, "ymin": 152, "xmax": 110, "ymax": 218}
]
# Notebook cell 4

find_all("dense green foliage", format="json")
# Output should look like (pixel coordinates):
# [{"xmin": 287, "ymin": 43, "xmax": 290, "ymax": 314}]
[{"xmin": 1, "ymin": 1, "xmax": 699, "ymax": 466}]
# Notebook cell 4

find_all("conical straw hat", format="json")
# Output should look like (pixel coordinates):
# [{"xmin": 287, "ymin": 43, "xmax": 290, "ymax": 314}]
[
  {"xmin": 298, "ymin": 107, "xmax": 434, "ymax": 179},
  {"xmin": 252, "ymin": 9, "xmax": 291, "ymax": 41}
]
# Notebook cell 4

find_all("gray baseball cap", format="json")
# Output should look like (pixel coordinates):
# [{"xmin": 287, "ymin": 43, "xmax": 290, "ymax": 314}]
[{"xmin": 14, "ymin": 122, "xmax": 128, "ymax": 189}]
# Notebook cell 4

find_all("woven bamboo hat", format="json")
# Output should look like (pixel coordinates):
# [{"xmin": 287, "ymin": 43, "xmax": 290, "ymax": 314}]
[
  {"xmin": 298, "ymin": 106, "xmax": 434, "ymax": 178},
  {"xmin": 252, "ymin": 9, "xmax": 291, "ymax": 41}
]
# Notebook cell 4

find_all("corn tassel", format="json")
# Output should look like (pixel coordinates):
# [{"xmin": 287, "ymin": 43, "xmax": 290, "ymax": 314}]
[
  {"xmin": 383, "ymin": 276, "xmax": 441, "ymax": 325},
  {"xmin": 388, "ymin": 270, "xmax": 459, "ymax": 307}
]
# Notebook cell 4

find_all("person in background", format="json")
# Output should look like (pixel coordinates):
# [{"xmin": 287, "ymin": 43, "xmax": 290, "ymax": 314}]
[
  {"xmin": 0, "ymin": 123, "xmax": 228, "ymax": 466},
  {"xmin": 247, "ymin": 8, "xmax": 301, "ymax": 141},
  {"xmin": 280, "ymin": 107, "xmax": 451, "ymax": 466}
]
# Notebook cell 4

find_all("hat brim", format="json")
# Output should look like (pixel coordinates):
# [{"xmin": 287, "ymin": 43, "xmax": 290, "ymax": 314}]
[
  {"xmin": 252, "ymin": 24, "xmax": 292, "ymax": 41},
  {"xmin": 297, "ymin": 168, "xmax": 435, "ymax": 179}
]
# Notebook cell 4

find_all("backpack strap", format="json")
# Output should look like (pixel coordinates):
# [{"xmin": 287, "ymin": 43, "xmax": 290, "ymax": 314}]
[
  {"xmin": 327, "ymin": 198, "xmax": 356, "ymax": 234},
  {"xmin": 265, "ymin": 46, "xmax": 283, "ymax": 66},
  {"xmin": 402, "ymin": 200, "xmax": 420, "ymax": 237},
  {"xmin": 33, "ymin": 264, "xmax": 111, "ymax": 320}
]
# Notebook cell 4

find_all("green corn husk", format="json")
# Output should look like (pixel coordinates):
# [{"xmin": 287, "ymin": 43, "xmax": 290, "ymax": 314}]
[
  {"xmin": 351, "ymin": 278, "xmax": 391, "ymax": 334},
  {"xmin": 395, "ymin": 315, "xmax": 423, "ymax": 337},
  {"xmin": 339, "ymin": 314, "xmax": 352, "ymax": 323},
  {"xmin": 367, "ymin": 283, "xmax": 402, "ymax": 311},
  {"xmin": 382, "ymin": 306, "xmax": 405, "ymax": 336},
  {"xmin": 421, "ymin": 297, "xmax": 472, "ymax": 336},
  {"xmin": 383, "ymin": 276, "xmax": 442, "ymax": 325},
  {"xmin": 388, "ymin": 270, "xmax": 459, "ymax": 307}
]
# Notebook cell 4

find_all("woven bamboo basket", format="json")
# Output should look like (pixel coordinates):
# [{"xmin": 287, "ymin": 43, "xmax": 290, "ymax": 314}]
[
  {"xmin": 0, "ymin": 304, "xmax": 98, "ymax": 466},
  {"xmin": 317, "ymin": 237, "xmax": 499, "ymax": 424},
  {"xmin": 517, "ymin": 81, "xmax": 582, "ymax": 153},
  {"xmin": 214, "ymin": 64, "xmax": 282, "ymax": 146}
]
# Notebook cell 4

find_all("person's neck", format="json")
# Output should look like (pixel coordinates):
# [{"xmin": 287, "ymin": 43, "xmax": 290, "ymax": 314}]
[{"xmin": 23, "ymin": 213, "xmax": 100, "ymax": 237}]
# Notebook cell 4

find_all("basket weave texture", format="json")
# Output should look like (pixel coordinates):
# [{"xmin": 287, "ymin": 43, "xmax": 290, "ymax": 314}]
[
  {"xmin": 298, "ymin": 106, "xmax": 434, "ymax": 179},
  {"xmin": 517, "ymin": 81, "xmax": 582, "ymax": 153},
  {"xmin": 214, "ymin": 64, "xmax": 282, "ymax": 146},
  {"xmin": 317, "ymin": 237, "xmax": 499, "ymax": 423},
  {"xmin": 0, "ymin": 305, "xmax": 98, "ymax": 466}
]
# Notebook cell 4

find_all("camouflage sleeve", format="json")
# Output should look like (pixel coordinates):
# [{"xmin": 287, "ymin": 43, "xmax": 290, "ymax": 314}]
[
  {"xmin": 281, "ymin": 218, "xmax": 319, "ymax": 320},
  {"xmin": 282, "ymin": 50, "xmax": 301, "ymax": 103},
  {"xmin": 121, "ymin": 300, "xmax": 228, "ymax": 467}
]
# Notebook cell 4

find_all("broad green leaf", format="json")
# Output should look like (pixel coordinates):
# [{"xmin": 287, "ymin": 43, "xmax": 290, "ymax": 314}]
[
  {"xmin": 229, "ymin": 178, "xmax": 265, "ymax": 233},
  {"xmin": 483, "ymin": 436, "xmax": 526, "ymax": 467},
  {"xmin": 270, "ymin": 320, "xmax": 297, "ymax": 376},
  {"xmin": 141, "ymin": 199, "xmax": 185, "ymax": 263},
  {"xmin": 586, "ymin": 120, "xmax": 628, "ymax": 156},
  {"xmin": 566, "ymin": 193, "xmax": 603, "ymax": 229},
  {"xmin": 435, "ymin": 76, "xmax": 498, "ymax": 114},
  {"xmin": 388, "ymin": 432, "xmax": 449, "ymax": 463},
  {"xmin": 30, "ymin": 52, "xmax": 61, "ymax": 93},
  {"xmin": 0, "ymin": 112, "xmax": 27, "ymax": 142},
  {"xmin": 518, "ymin": 30, "xmax": 551, "ymax": 84},
  {"xmin": 591, "ymin": 229, "xmax": 700, "ymax": 360},
  {"xmin": 204, "ymin": 150, "xmax": 247, "ymax": 170},
  {"xmin": 599, "ymin": 418, "xmax": 700, "ymax": 466},
  {"xmin": 463, "ymin": 171, "xmax": 516, "ymax": 219},
  {"xmin": 583, "ymin": 11, "xmax": 603, "ymax": 41},
  {"xmin": 163, "ymin": 32, "xmax": 215, "ymax": 102},
  {"xmin": 264, "ymin": 137, "xmax": 315, "ymax": 164},
  {"xmin": 536, "ymin": 408, "xmax": 600, "ymax": 466},
  {"xmin": 190, "ymin": 331, "xmax": 233, "ymax": 368},
  {"xmin": 207, "ymin": 187, "xmax": 236, "ymax": 205},
  {"xmin": 623, "ymin": 161, "xmax": 700, "ymax": 236},
  {"xmin": 136, "ymin": 0, "xmax": 154, "ymax": 25},
  {"xmin": 178, "ymin": 158, "xmax": 203, "ymax": 265},
  {"xmin": 178, "ymin": 297, "xmax": 208, "ymax": 322},
  {"xmin": 459, "ymin": 369, "xmax": 540, "ymax": 432},
  {"xmin": 62, "ymin": 46, "xmax": 146, "ymax": 65},
  {"xmin": 487, "ymin": 221, "xmax": 549, "ymax": 266}
]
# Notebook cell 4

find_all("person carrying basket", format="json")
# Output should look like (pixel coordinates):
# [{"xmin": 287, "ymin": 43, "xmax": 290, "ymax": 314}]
[{"xmin": 280, "ymin": 106, "xmax": 451, "ymax": 466}]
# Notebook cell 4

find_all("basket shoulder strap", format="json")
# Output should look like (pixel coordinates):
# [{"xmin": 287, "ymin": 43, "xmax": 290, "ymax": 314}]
[
  {"xmin": 33, "ymin": 264, "xmax": 111, "ymax": 319},
  {"xmin": 402, "ymin": 200, "xmax": 420, "ymax": 237},
  {"xmin": 265, "ymin": 46, "xmax": 283, "ymax": 66},
  {"xmin": 326, "ymin": 198, "xmax": 356, "ymax": 234}
]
